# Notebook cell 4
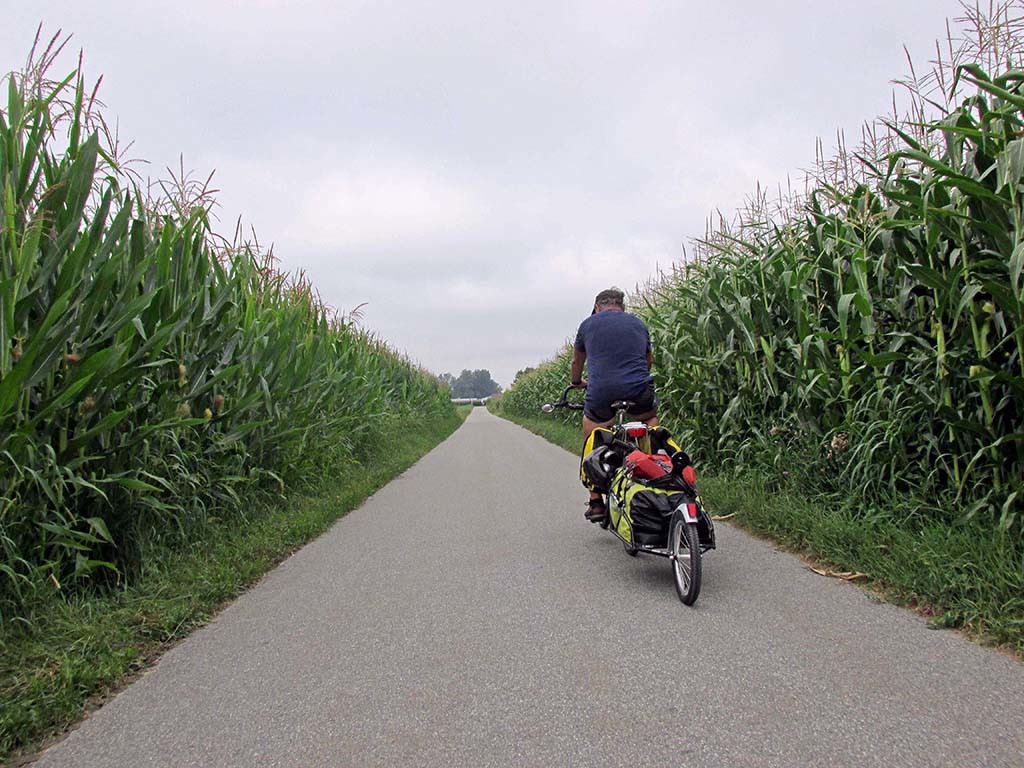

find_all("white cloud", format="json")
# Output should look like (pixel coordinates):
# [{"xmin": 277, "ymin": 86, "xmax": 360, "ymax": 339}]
[{"xmin": 288, "ymin": 163, "xmax": 482, "ymax": 251}]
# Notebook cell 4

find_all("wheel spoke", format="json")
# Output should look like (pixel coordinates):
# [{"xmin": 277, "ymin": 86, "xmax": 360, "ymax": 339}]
[
  {"xmin": 671, "ymin": 522, "xmax": 695, "ymax": 592},
  {"xmin": 673, "ymin": 523, "xmax": 689, "ymax": 590},
  {"xmin": 669, "ymin": 514, "xmax": 702, "ymax": 605}
]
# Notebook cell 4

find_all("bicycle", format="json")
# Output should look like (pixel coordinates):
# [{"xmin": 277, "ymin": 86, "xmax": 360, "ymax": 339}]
[{"xmin": 542, "ymin": 385, "xmax": 715, "ymax": 605}]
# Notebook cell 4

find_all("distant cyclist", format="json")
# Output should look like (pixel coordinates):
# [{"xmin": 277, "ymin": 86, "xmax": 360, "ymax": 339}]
[{"xmin": 570, "ymin": 287, "xmax": 659, "ymax": 522}]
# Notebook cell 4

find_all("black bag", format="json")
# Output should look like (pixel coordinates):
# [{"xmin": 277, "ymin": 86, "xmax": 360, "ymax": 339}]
[
  {"xmin": 580, "ymin": 427, "xmax": 622, "ymax": 492},
  {"xmin": 609, "ymin": 468, "xmax": 717, "ymax": 549}
]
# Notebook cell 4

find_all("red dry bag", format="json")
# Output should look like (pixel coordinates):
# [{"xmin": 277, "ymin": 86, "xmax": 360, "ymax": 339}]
[{"xmin": 625, "ymin": 450, "xmax": 673, "ymax": 480}]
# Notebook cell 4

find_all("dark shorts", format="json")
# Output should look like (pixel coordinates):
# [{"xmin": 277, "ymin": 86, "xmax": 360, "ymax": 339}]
[{"xmin": 584, "ymin": 384, "xmax": 658, "ymax": 424}]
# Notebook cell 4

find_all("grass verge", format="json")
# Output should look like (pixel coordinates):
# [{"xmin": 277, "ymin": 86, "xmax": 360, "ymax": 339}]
[
  {"xmin": 0, "ymin": 409, "xmax": 467, "ymax": 764},
  {"xmin": 489, "ymin": 403, "xmax": 1024, "ymax": 657}
]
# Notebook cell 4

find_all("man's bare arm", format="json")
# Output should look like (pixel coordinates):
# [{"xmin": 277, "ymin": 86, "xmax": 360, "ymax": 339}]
[
  {"xmin": 571, "ymin": 348, "xmax": 587, "ymax": 386},
  {"xmin": 646, "ymin": 350, "xmax": 653, "ymax": 371}
]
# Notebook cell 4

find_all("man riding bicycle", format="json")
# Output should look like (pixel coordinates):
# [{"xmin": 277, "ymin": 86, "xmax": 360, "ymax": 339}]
[{"xmin": 571, "ymin": 287, "xmax": 659, "ymax": 523}]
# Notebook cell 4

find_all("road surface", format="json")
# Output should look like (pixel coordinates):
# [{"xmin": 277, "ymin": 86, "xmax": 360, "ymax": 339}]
[{"xmin": 35, "ymin": 408, "xmax": 1024, "ymax": 767}]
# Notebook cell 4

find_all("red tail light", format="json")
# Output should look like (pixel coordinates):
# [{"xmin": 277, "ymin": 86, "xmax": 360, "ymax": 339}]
[{"xmin": 626, "ymin": 426, "xmax": 646, "ymax": 437}]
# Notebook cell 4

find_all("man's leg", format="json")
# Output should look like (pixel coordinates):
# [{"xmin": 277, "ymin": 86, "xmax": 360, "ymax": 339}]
[{"xmin": 583, "ymin": 414, "xmax": 614, "ymax": 440}]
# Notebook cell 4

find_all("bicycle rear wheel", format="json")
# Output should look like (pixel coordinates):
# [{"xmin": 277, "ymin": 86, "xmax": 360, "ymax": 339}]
[{"xmin": 670, "ymin": 511, "xmax": 701, "ymax": 605}]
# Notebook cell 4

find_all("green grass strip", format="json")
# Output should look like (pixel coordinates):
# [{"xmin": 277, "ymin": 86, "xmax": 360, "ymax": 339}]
[
  {"xmin": 489, "ymin": 403, "xmax": 1024, "ymax": 657},
  {"xmin": 0, "ymin": 409, "xmax": 468, "ymax": 763}
]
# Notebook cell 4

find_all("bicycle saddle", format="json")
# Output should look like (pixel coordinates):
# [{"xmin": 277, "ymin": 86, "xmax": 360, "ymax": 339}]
[{"xmin": 610, "ymin": 400, "xmax": 637, "ymax": 412}]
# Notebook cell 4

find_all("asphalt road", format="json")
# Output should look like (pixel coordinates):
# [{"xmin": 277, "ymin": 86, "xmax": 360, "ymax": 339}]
[{"xmin": 35, "ymin": 408, "xmax": 1024, "ymax": 767}]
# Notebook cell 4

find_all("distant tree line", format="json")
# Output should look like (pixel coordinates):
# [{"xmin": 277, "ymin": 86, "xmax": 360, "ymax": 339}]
[{"xmin": 440, "ymin": 369, "xmax": 502, "ymax": 398}]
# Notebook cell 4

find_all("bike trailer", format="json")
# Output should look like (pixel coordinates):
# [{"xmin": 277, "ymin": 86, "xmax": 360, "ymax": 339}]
[{"xmin": 607, "ymin": 467, "xmax": 716, "ymax": 549}]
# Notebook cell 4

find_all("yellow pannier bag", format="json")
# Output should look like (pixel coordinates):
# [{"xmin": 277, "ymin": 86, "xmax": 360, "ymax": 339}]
[{"xmin": 580, "ymin": 427, "xmax": 616, "ymax": 491}]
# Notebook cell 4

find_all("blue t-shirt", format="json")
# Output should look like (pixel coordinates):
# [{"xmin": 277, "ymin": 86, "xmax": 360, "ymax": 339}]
[{"xmin": 574, "ymin": 310, "xmax": 652, "ymax": 404}]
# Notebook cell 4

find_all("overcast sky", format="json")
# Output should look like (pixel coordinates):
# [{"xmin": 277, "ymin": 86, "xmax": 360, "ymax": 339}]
[{"xmin": 4, "ymin": 1, "xmax": 967, "ymax": 386}]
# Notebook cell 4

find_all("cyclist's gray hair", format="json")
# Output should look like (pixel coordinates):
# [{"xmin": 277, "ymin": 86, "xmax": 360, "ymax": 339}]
[{"xmin": 594, "ymin": 287, "xmax": 625, "ymax": 309}]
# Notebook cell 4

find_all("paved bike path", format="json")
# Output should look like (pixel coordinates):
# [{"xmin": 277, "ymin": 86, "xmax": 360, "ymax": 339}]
[{"xmin": 36, "ymin": 408, "xmax": 1024, "ymax": 767}]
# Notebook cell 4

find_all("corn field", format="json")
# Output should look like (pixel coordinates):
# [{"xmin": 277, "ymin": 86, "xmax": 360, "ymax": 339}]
[
  {"xmin": 501, "ymin": 7, "xmax": 1024, "ymax": 538},
  {"xmin": 644, "ymin": 60, "xmax": 1024, "ymax": 531},
  {"xmin": 495, "ymin": 353, "xmax": 575, "ymax": 426},
  {"xmin": 0, "ymin": 45, "xmax": 452, "ymax": 621}
]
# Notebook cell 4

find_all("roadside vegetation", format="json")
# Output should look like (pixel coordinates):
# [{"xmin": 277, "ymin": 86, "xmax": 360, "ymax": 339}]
[
  {"xmin": 494, "ymin": 4, "xmax": 1024, "ymax": 653},
  {"xmin": 0, "ymin": 411, "xmax": 464, "ymax": 762},
  {"xmin": 0, "ymin": 33, "xmax": 459, "ymax": 760}
]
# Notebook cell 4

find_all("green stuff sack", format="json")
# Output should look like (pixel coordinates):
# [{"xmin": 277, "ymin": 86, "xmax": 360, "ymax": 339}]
[{"xmin": 608, "ymin": 467, "xmax": 634, "ymax": 542}]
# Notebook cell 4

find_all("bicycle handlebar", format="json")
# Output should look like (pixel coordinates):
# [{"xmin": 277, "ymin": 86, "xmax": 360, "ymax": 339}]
[{"xmin": 540, "ymin": 385, "xmax": 585, "ymax": 413}]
